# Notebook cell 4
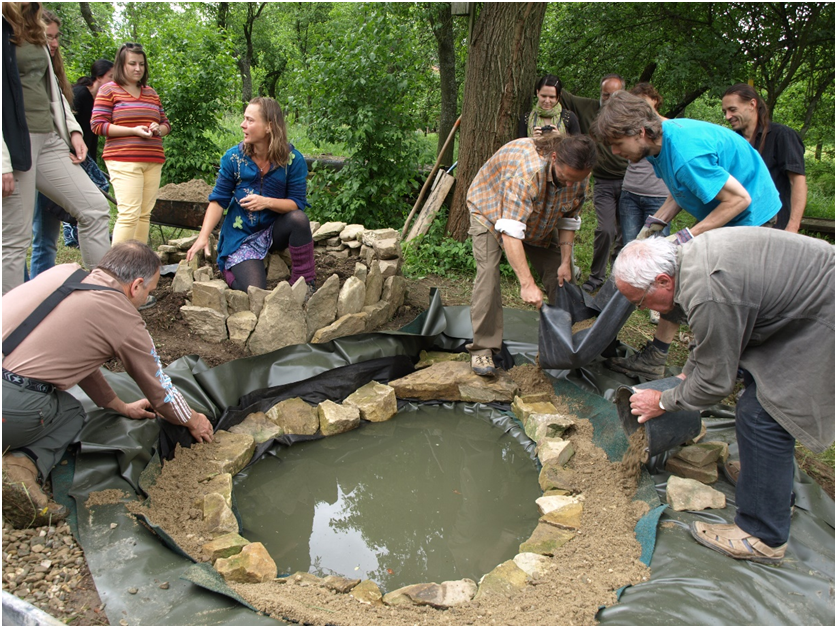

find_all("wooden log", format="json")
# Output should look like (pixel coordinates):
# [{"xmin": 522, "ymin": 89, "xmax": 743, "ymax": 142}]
[{"xmin": 405, "ymin": 172, "xmax": 456, "ymax": 243}]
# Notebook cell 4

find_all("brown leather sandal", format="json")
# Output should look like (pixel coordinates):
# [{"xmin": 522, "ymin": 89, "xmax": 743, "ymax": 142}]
[{"xmin": 690, "ymin": 521, "xmax": 785, "ymax": 565}]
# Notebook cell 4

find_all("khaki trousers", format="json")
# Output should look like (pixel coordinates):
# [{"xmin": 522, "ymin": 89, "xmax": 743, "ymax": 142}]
[
  {"xmin": 107, "ymin": 160, "xmax": 163, "ymax": 245},
  {"xmin": 2, "ymin": 132, "xmax": 111, "ymax": 295},
  {"xmin": 468, "ymin": 215, "xmax": 565, "ymax": 356}
]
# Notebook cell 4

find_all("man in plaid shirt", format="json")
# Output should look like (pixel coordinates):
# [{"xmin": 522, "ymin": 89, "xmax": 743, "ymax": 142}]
[{"xmin": 466, "ymin": 132, "xmax": 597, "ymax": 376}]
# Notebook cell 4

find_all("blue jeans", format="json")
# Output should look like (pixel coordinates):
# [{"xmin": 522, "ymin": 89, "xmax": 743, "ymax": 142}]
[
  {"xmin": 619, "ymin": 190, "xmax": 669, "ymax": 243},
  {"xmin": 734, "ymin": 372, "xmax": 796, "ymax": 547},
  {"xmin": 29, "ymin": 193, "xmax": 61, "ymax": 279}
]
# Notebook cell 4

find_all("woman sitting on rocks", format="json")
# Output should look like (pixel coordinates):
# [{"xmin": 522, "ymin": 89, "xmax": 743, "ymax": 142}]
[{"xmin": 187, "ymin": 97, "xmax": 315, "ymax": 297}]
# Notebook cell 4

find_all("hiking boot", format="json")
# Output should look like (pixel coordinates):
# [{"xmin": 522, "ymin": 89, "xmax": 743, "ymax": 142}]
[
  {"xmin": 471, "ymin": 354, "xmax": 496, "ymax": 377},
  {"xmin": 2, "ymin": 453, "xmax": 68, "ymax": 529},
  {"xmin": 690, "ymin": 522, "xmax": 786, "ymax": 565},
  {"xmin": 606, "ymin": 342, "xmax": 667, "ymax": 379}
]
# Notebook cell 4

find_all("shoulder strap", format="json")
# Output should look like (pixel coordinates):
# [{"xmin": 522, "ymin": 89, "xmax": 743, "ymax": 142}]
[{"xmin": 3, "ymin": 269, "xmax": 122, "ymax": 358}]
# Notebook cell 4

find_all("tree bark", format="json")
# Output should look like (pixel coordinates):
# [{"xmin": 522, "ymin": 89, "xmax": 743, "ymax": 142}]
[
  {"xmin": 430, "ymin": 3, "xmax": 458, "ymax": 167},
  {"xmin": 664, "ymin": 86, "xmax": 709, "ymax": 119},
  {"xmin": 447, "ymin": 2, "xmax": 547, "ymax": 241},
  {"xmin": 78, "ymin": 2, "xmax": 102, "ymax": 35}
]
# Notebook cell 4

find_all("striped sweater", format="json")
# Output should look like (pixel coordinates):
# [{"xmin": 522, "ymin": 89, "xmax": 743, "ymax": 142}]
[{"xmin": 91, "ymin": 82, "xmax": 170, "ymax": 163}]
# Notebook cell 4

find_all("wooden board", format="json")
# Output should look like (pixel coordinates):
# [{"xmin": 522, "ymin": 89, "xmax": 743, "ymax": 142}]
[{"xmin": 405, "ymin": 172, "xmax": 456, "ymax": 243}]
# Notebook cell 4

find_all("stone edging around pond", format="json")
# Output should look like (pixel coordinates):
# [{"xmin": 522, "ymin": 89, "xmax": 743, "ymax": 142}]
[
  {"xmin": 156, "ymin": 223, "xmax": 406, "ymax": 356},
  {"xmin": 137, "ymin": 357, "xmax": 588, "ymax": 612}
]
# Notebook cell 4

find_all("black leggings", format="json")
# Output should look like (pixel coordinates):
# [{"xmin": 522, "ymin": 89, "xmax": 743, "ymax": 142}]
[{"xmin": 228, "ymin": 210, "xmax": 311, "ymax": 292}]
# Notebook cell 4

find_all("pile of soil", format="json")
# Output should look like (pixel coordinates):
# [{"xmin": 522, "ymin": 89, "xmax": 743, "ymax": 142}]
[{"xmin": 157, "ymin": 179, "xmax": 214, "ymax": 203}]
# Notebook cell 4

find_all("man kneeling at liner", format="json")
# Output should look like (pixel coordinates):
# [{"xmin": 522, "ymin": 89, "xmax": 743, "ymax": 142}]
[
  {"xmin": 2, "ymin": 241, "xmax": 214, "ymax": 527},
  {"xmin": 613, "ymin": 230, "xmax": 834, "ymax": 564}
]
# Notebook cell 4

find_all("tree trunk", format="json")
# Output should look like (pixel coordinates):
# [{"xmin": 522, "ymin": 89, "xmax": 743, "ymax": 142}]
[
  {"xmin": 216, "ymin": 1, "xmax": 229, "ymax": 30},
  {"xmin": 431, "ymin": 3, "xmax": 458, "ymax": 168},
  {"xmin": 78, "ymin": 2, "xmax": 102, "ymax": 35},
  {"xmin": 447, "ymin": 2, "xmax": 547, "ymax": 241},
  {"xmin": 664, "ymin": 86, "xmax": 709, "ymax": 119},
  {"xmin": 815, "ymin": 142, "xmax": 822, "ymax": 160}
]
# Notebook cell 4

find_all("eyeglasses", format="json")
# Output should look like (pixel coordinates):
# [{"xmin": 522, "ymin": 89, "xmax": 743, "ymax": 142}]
[
  {"xmin": 633, "ymin": 283, "xmax": 653, "ymax": 309},
  {"xmin": 46, "ymin": 33, "xmax": 61, "ymax": 42},
  {"xmin": 121, "ymin": 42, "xmax": 144, "ymax": 52}
]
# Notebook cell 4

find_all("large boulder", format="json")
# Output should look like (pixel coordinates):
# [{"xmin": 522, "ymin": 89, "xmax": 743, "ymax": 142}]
[{"xmin": 247, "ymin": 282, "xmax": 307, "ymax": 355}]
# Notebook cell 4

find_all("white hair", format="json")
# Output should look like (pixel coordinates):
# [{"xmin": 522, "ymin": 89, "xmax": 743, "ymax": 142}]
[{"xmin": 613, "ymin": 238, "xmax": 678, "ymax": 290}]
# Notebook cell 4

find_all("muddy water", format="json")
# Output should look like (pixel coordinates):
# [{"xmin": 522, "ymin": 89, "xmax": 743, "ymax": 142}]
[{"xmin": 233, "ymin": 405, "xmax": 541, "ymax": 592}]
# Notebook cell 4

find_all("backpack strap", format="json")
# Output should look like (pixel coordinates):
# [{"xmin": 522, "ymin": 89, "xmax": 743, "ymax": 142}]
[{"xmin": 3, "ymin": 269, "xmax": 122, "ymax": 358}]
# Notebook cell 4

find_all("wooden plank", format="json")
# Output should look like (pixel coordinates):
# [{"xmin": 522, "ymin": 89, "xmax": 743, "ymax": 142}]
[
  {"xmin": 405, "ymin": 173, "xmax": 456, "ymax": 243},
  {"xmin": 800, "ymin": 216, "xmax": 834, "ymax": 234}
]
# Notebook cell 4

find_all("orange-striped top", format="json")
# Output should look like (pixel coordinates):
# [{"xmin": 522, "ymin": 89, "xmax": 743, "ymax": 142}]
[{"xmin": 91, "ymin": 82, "xmax": 170, "ymax": 163}]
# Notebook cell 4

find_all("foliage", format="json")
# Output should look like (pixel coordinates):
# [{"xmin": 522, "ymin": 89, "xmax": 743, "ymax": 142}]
[{"xmin": 298, "ymin": 4, "xmax": 430, "ymax": 228}]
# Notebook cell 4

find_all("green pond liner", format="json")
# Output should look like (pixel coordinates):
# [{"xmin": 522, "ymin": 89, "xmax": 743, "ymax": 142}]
[{"xmin": 37, "ymin": 292, "xmax": 832, "ymax": 626}]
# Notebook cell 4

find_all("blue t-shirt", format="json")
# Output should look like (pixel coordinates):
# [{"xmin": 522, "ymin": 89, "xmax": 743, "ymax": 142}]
[
  {"xmin": 210, "ymin": 143, "xmax": 309, "ymax": 271},
  {"xmin": 647, "ymin": 119, "xmax": 780, "ymax": 226}
]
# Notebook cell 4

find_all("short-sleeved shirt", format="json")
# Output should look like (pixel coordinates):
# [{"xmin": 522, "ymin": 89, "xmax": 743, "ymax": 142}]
[
  {"xmin": 210, "ymin": 143, "xmax": 309, "ymax": 271},
  {"xmin": 622, "ymin": 158, "xmax": 669, "ymax": 198},
  {"xmin": 752, "ymin": 122, "xmax": 805, "ymax": 230},
  {"xmin": 466, "ymin": 138, "xmax": 589, "ymax": 248},
  {"xmin": 647, "ymin": 119, "xmax": 780, "ymax": 226}
]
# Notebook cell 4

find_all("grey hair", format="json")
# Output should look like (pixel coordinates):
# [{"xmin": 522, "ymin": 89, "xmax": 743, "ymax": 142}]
[
  {"xmin": 97, "ymin": 240, "xmax": 161, "ymax": 284},
  {"xmin": 612, "ymin": 238, "xmax": 678, "ymax": 290}
]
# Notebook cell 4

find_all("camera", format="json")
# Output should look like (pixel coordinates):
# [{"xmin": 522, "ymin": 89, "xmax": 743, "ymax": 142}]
[{"xmin": 540, "ymin": 124, "xmax": 555, "ymax": 133}]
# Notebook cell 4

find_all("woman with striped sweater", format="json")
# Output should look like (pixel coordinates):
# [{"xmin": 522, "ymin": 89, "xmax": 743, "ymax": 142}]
[{"xmin": 92, "ymin": 42, "xmax": 170, "ymax": 247}]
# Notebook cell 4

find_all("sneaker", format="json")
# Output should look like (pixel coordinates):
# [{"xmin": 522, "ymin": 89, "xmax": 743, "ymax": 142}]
[
  {"xmin": 649, "ymin": 310, "xmax": 660, "ymax": 325},
  {"xmin": 2, "ymin": 453, "xmax": 68, "ymax": 528},
  {"xmin": 471, "ymin": 354, "xmax": 496, "ymax": 377},
  {"xmin": 690, "ymin": 522, "xmax": 786, "ymax": 565},
  {"xmin": 138, "ymin": 294, "xmax": 157, "ymax": 311},
  {"xmin": 606, "ymin": 342, "xmax": 667, "ymax": 379},
  {"xmin": 581, "ymin": 280, "xmax": 600, "ymax": 294}
]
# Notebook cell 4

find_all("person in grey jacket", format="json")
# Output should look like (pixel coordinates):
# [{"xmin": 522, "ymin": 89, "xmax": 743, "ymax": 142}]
[{"xmin": 613, "ymin": 229, "xmax": 834, "ymax": 564}]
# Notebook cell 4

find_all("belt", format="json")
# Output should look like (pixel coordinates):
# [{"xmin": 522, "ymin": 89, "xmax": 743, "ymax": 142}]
[{"xmin": 2, "ymin": 369, "xmax": 55, "ymax": 394}]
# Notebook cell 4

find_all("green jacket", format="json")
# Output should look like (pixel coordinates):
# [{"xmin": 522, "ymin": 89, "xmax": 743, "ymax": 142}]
[{"xmin": 560, "ymin": 89, "xmax": 628, "ymax": 181}]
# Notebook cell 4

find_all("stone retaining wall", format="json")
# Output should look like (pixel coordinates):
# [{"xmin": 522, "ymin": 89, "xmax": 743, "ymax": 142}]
[{"xmin": 157, "ymin": 222, "xmax": 406, "ymax": 355}]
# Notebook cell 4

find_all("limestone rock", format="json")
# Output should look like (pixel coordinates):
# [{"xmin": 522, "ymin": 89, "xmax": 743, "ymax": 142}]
[
  {"xmin": 226, "ymin": 310, "xmax": 257, "ymax": 346},
  {"xmin": 538, "ymin": 463, "xmax": 576, "ymax": 492},
  {"xmin": 665, "ymin": 456, "xmax": 718, "ymax": 484},
  {"xmin": 519, "ymin": 522, "xmax": 576, "ymax": 556},
  {"xmin": 195, "ymin": 473, "xmax": 233, "ymax": 509},
  {"xmin": 337, "ymin": 276, "xmax": 366, "ymax": 318},
  {"xmin": 524, "ymin": 413, "xmax": 574, "ymax": 442},
  {"xmin": 291, "ymin": 276, "xmax": 308, "ymax": 306},
  {"xmin": 513, "ymin": 552, "xmax": 551, "ymax": 579},
  {"xmin": 203, "ymin": 492, "xmax": 239, "ymax": 538},
  {"xmin": 247, "ymin": 282, "xmax": 307, "ymax": 355},
  {"xmin": 537, "ymin": 439, "xmax": 575, "ymax": 467},
  {"xmin": 362, "ymin": 302, "xmax": 390, "ymax": 332},
  {"xmin": 194, "ymin": 265, "xmax": 214, "ymax": 284},
  {"xmin": 290, "ymin": 571, "xmax": 323, "ymax": 586},
  {"xmin": 248, "ymin": 286, "xmax": 271, "ymax": 318},
  {"xmin": 192, "ymin": 280, "xmax": 229, "ymax": 316},
  {"xmin": 226, "ymin": 289, "xmax": 250, "ymax": 314},
  {"xmin": 215, "ymin": 542, "xmax": 277, "ymax": 583},
  {"xmin": 180, "ymin": 306, "xmax": 228, "ymax": 343},
  {"xmin": 266, "ymin": 253, "xmax": 290, "ymax": 283},
  {"xmin": 414, "ymin": 351, "xmax": 470, "ymax": 369},
  {"xmin": 309, "ymin": 221, "xmax": 321, "ymax": 236},
  {"xmin": 340, "ymin": 224, "xmax": 365, "ymax": 242},
  {"xmin": 266, "ymin": 398, "xmax": 319, "ymax": 436},
  {"xmin": 158, "ymin": 244, "xmax": 178, "ymax": 254},
  {"xmin": 675, "ymin": 444, "xmax": 721, "ymax": 467},
  {"xmin": 318, "ymin": 400, "xmax": 360, "ymax": 436},
  {"xmin": 372, "ymin": 237, "xmax": 401, "ymax": 260},
  {"xmin": 170, "ymin": 235, "xmax": 199, "ymax": 250},
  {"xmin": 305, "ymin": 274, "xmax": 340, "ymax": 341},
  {"xmin": 378, "ymin": 258, "xmax": 401, "ymax": 278},
  {"xmin": 202, "ymin": 532, "xmax": 249, "ymax": 561},
  {"xmin": 666, "ymin": 475, "xmax": 726, "ymax": 511},
  {"xmin": 474, "ymin": 560, "xmax": 529, "ymax": 599},
  {"xmin": 313, "ymin": 221, "xmax": 347, "ymax": 241},
  {"xmin": 353, "ymin": 262, "xmax": 368, "ymax": 283},
  {"xmin": 323, "ymin": 575, "xmax": 361, "ymax": 593},
  {"xmin": 204, "ymin": 430, "xmax": 256, "ymax": 478},
  {"xmin": 511, "ymin": 396, "xmax": 558, "ymax": 423},
  {"xmin": 361, "ymin": 228, "xmax": 399, "ymax": 248},
  {"xmin": 350, "ymin": 580, "xmax": 383, "ymax": 605},
  {"xmin": 388, "ymin": 361, "xmax": 518, "ymax": 403},
  {"xmin": 700, "ymin": 441, "xmax": 730, "ymax": 464},
  {"xmin": 382, "ymin": 580, "xmax": 476, "ymax": 609},
  {"xmin": 382, "ymin": 275, "xmax": 406, "ymax": 318},
  {"xmin": 344, "ymin": 381, "xmax": 397, "ymax": 423},
  {"xmin": 439, "ymin": 579, "xmax": 478, "ymax": 607},
  {"xmin": 539, "ymin": 501, "xmax": 584, "ymax": 531},
  {"xmin": 171, "ymin": 260, "xmax": 194, "ymax": 293},
  {"xmin": 326, "ymin": 237, "xmax": 342, "ymax": 247},
  {"xmin": 229, "ymin": 411, "xmax": 283, "ymax": 444},
  {"xmin": 329, "ymin": 249, "xmax": 349, "ymax": 259},
  {"xmin": 364, "ymin": 261, "xmax": 384, "ymax": 306},
  {"xmin": 311, "ymin": 312, "xmax": 368, "ymax": 344},
  {"xmin": 536, "ymin": 494, "xmax": 580, "ymax": 516}
]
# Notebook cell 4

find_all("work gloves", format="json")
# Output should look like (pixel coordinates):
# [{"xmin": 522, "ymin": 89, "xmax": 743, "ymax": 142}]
[
  {"xmin": 636, "ymin": 216, "xmax": 669, "ymax": 240},
  {"xmin": 665, "ymin": 227, "xmax": 694, "ymax": 245}
]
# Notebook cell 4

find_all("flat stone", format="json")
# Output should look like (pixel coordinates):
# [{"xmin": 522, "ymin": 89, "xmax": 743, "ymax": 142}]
[
  {"xmin": 675, "ymin": 444, "xmax": 720, "ymax": 467},
  {"xmin": 322, "ymin": 575, "xmax": 361, "ymax": 593},
  {"xmin": 305, "ymin": 274, "xmax": 340, "ymax": 342},
  {"xmin": 169, "ymin": 235, "xmax": 198, "ymax": 250},
  {"xmin": 329, "ymin": 249, "xmax": 349, "ymax": 259},
  {"xmin": 318, "ymin": 400, "xmax": 360, "ymax": 436},
  {"xmin": 362, "ymin": 302, "xmax": 390, "ymax": 331},
  {"xmin": 347, "ymin": 240, "xmax": 361, "ymax": 251},
  {"xmin": 337, "ymin": 276, "xmax": 366, "ymax": 318},
  {"xmin": 313, "ymin": 221, "xmax": 347, "ymax": 241},
  {"xmin": 524, "ymin": 413, "xmax": 574, "ymax": 442},
  {"xmin": 666, "ymin": 475, "xmax": 726, "ymax": 511},
  {"xmin": 192, "ymin": 280, "xmax": 229, "ymax": 316},
  {"xmin": 180, "ymin": 306, "xmax": 228, "ymax": 343},
  {"xmin": 248, "ymin": 282, "xmax": 307, "ymax": 355},
  {"xmin": 536, "ymin": 494, "xmax": 580, "ymax": 516},
  {"xmin": 196, "ymin": 531, "xmax": 250, "ymax": 562},
  {"xmin": 539, "ymin": 501, "xmax": 584, "ymax": 530},
  {"xmin": 203, "ymin": 493, "xmax": 239, "ymax": 538},
  {"xmin": 344, "ymin": 381, "xmax": 397, "ymax": 423},
  {"xmin": 511, "ymin": 396, "xmax": 558, "ymax": 422},
  {"xmin": 157, "ymin": 244, "xmax": 178, "ymax": 254},
  {"xmin": 372, "ymin": 236, "xmax": 401, "ymax": 261},
  {"xmin": 360, "ymin": 227, "xmax": 399, "ymax": 248},
  {"xmin": 700, "ymin": 441, "xmax": 730, "ymax": 464},
  {"xmin": 215, "ymin": 542, "xmax": 277, "ymax": 583},
  {"xmin": 382, "ymin": 275, "xmax": 407, "ymax": 318},
  {"xmin": 414, "ymin": 350, "xmax": 470, "ymax": 369},
  {"xmin": 194, "ymin": 266, "xmax": 214, "ymax": 284},
  {"xmin": 339, "ymin": 224, "xmax": 365, "ymax": 242},
  {"xmin": 350, "ymin": 579, "xmax": 383, "ymax": 605},
  {"xmin": 474, "ymin": 560, "xmax": 528, "ymax": 599},
  {"xmin": 266, "ymin": 398, "xmax": 319, "ymax": 436},
  {"xmin": 513, "ymin": 552, "xmax": 551, "ymax": 579},
  {"xmin": 364, "ymin": 261, "xmax": 384, "ymax": 306},
  {"xmin": 204, "ymin": 430, "xmax": 256, "ymax": 477},
  {"xmin": 247, "ymin": 286, "xmax": 271, "ymax": 318},
  {"xmin": 290, "ymin": 571, "xmax": 323, "ymax": 586},
  {"xmin": 538, "ymin": 463, "xmax": 576, "ymax": 492},
  {"xmin": 665, "ymin": 456, "xmax": 718, "ymax": 484},
  {"xmin": 195, "ymin": 473, "xmax": 233, "ymax": 509},
  {"xmin": 353, "ymin": 262, "xmax": 368, "ymax": 282},
  {"xmin": 519, "ymin": 522, "xmax": 576, "ymax": 556},
  {"xmin": 378, "ymin": 258, "xmax": 401, "ymax": 278},
  {"xmin": 311, "ymin": 312, "xmax": 368, "ymax": 344},
  {"xmin": 226, "ymin": 289, "xmax": 250, "ymax": 314},
  {"xmin": 229, "ymin": 411, "xmax": 283, "ymax": 444},
  {"xmin": 291, "ymin": 276, "xmax": 308, "ymax": 306},
  {"xmin": 537, "ymin": 439, "xmax": 575, "ymax": 467},
  {"xmin": 388, "ymin": 361, "xmax": 518, "ymax": 403},
  {"xmin": 171, "ymin": 260, "xmax": 194, "ymax": 294},
  {"xmin": 309, "ymin": 221, "xmax": 321, "ymax": 235},
  {"xmin": 265, "ymin": 253, "xmax": 290, "ymax": 283},
  {"xmin": 226, "ymin": 310, "xmax": 257, "ymax": 346}
]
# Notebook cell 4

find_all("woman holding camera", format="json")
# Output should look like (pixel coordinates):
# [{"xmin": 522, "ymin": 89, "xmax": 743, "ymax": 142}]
[
  {"xmin": 187, "ymin": 97, "xmax": 315, "ymax": 297},
  {"xmin": 518, "ymin": 74, "xmax": 580, "ymax": 139}
]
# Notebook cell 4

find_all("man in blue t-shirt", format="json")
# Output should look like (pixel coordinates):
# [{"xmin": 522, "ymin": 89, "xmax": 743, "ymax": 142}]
[{"xmin": 589, "ymin": 91, "xmax": 780, "ymax": 380}]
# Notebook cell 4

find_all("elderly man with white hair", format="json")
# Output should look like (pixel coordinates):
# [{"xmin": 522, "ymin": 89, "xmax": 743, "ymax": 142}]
[{"xmin": 612, "ymin": 229, "xmax": 834, "ymax": 564}]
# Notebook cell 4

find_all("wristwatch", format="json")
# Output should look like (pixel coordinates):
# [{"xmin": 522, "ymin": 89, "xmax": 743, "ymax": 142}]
[{"xmin": 658, "ymin": 397, "xmax": 665, "ymax": 411}]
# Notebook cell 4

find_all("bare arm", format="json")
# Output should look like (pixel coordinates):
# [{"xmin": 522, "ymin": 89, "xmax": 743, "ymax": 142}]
[
  {"xmin": 556, "ymin": 229, "xmax": 575, "ymax": 287},
  {"xmin": 690, "ymin": 175, "xmax": 750, "ymax": 236},
  {"xmin": 502, "ymin": 234, "xmax": 543, "ymax": 309},
  {"xmin": 186, "ymin": 200, "xmax": 224, "ymax": 262},
  {"xmin": 784, "ymin": 172, "xmax": 807, "ymax": 234},
  {"xmin": 652, "ymin": 194, "xmax": 683, "ymax": 224},
  {"xmin": 239, "ymin": 195, "xmax": 299, "ymax": 213}
]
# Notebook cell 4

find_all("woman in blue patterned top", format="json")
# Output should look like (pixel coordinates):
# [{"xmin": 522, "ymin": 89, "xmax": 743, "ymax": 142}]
[{"xmin": 187, "ymin": 97, "xmax": 315, "ymax": 295}]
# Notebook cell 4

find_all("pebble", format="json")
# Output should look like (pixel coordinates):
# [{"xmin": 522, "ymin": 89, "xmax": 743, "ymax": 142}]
[
  {"xmin": 159, "ymin": 582, "xmax": 169, "ymax": 590},
  {"xmin": 128, "ymin": 587, "xmax": 138, "ymax": 594},
  {"xmin": 110, "ymin": 523, "xmax": 118, "ymax": 529}
]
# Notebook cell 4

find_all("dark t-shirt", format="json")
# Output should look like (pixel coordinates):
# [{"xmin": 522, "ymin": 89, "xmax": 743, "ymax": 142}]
[
  {"xmin": 72, "ymin": 83, "xmax": 98, "ymax": 158},
  {"xmin": 517, "ymin": 109, "xmax": 581, "ymax": 138},
  {"xmin": 752, "ymin": 122, "xmax": 805, "ymax": 230},
  {"xmin": 560, "ymin": 89, "xmax": 628, "ymax": 180}
]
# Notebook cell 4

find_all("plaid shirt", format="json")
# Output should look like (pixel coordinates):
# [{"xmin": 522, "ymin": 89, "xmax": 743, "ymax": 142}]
[{"xmin": 467, "ymin": 138, "xmax": 589, "ymax": 247}]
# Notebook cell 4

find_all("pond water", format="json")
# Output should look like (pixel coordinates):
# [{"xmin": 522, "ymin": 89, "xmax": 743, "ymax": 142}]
[{"xmin": 233, "ymin": 404, "xmax": 541, "ymax": 592}]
